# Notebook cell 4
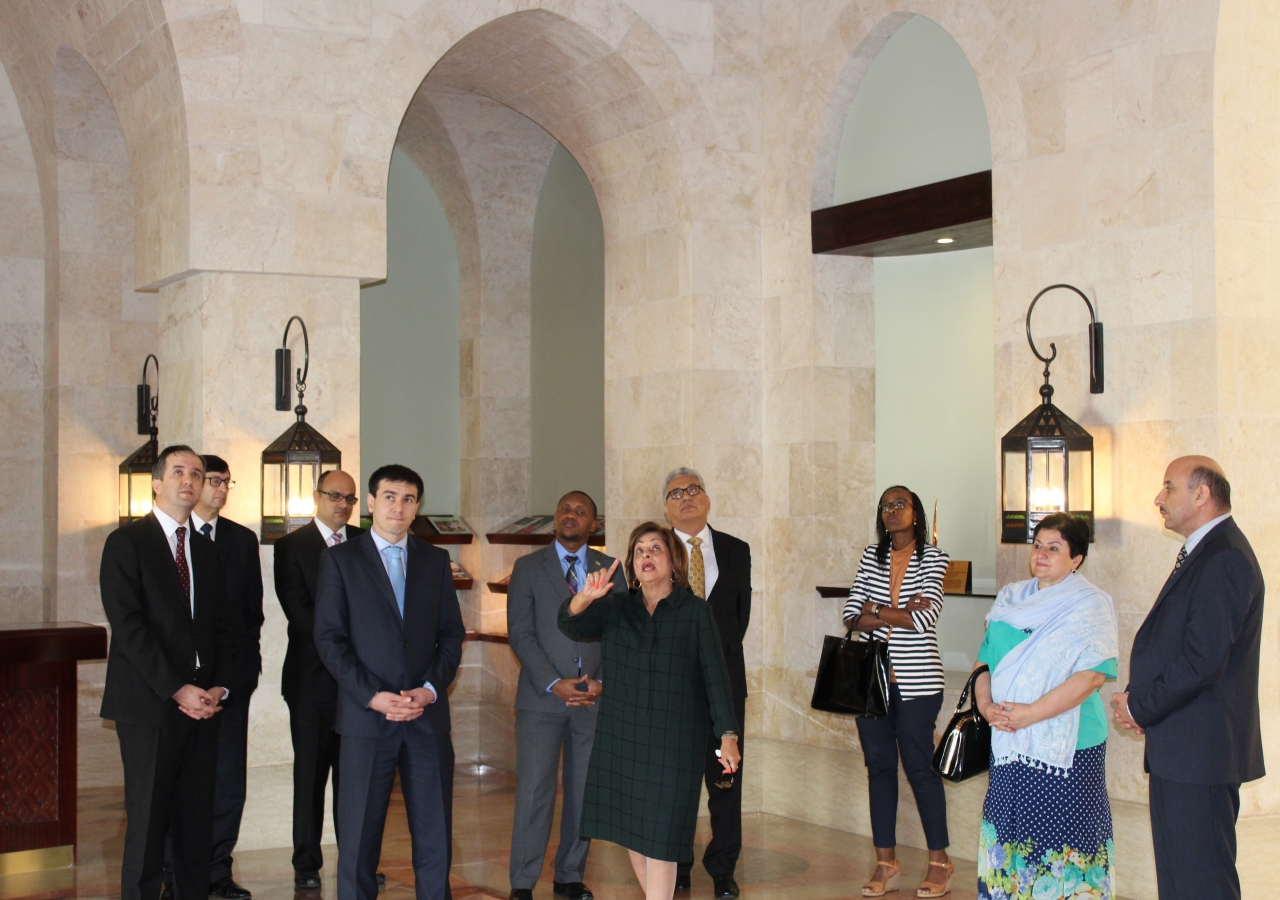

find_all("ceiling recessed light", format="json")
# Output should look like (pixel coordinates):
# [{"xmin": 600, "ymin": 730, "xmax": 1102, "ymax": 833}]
[{"xmin": 936, "ymin": 237, "xmax": 954, "ymax": 244}]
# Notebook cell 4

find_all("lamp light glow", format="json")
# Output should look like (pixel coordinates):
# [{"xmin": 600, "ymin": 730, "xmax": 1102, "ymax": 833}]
[{"xmin": 936, "ymin": 237, "xmax": 954, "ymax": 244}]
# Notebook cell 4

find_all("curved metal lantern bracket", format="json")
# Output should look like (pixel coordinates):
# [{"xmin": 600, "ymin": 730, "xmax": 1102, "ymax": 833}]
[
  {"xmin": 1025, "ymin": 283, "xmax": 1104, "ymax": 400},
  {"xmin": 137, "ymin": 354, "xmax": 159, "ymax": 437},
  {"xmin": 276, "ymin": 316, "xmax": 311, "ymax": 418}
]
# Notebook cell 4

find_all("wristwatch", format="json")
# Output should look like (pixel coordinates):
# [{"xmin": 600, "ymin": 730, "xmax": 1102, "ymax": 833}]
[
  {"xmin": 721, "ymin": 731, "xmax": 738, "ymax": 740},
  {"xmin": 867, "ymin": 601, "xmax": 883, "ymax": 619}
]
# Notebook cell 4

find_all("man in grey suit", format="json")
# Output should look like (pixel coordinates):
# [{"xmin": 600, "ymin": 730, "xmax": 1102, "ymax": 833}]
[{"xmin": 506, "ymin": 491, "xmax": 622, "ymax": 900}]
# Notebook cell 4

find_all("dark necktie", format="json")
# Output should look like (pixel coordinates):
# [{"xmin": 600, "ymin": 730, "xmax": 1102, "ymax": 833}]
[
  {"xmin": 1173, "ymin": 546, "xmax": 1187, "ymax": 570},
  {"xmin": 200, "ymin": 522, "xmax": 213, "ymax": 540},
  {"xmin": 564, "ymin": 555, "xmax": 580, "ymax": 593},
  {"xmin": 174, "ymin": 526, "xmax": 191, "ymax": 612},
  {"xmin": 330, "ymin": 532, "xmax": 343, "ymax": 546}
]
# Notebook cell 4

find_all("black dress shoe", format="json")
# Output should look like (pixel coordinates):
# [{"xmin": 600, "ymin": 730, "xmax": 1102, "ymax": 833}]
[
  {"xmin": 712, "ymin": 876, "xmax": 740, "ymax": 899},
  {"xmin": 553, "ymin": 883, "xmax": 593, "ymax": 900},
  {"xmin": 161, "ymin": 883, "xmax": 174, "ymax": 900},
  {"xmin": 674, "ymin": 875, "xmax": 691, "ymax": 894},
  {"xmin": 294, "ymin": 873, "xmax": 321, "ymax": 890},
  {"xmin": 376, "ymin": 872, "xmax": 386, "ymax": 886},
  {"xmin": 509, "ymin": 890, "xmax": 534, "ymax": 900},
  {"xmin": 209, "ymin": 878, "xmax": 252, "ymax": 900}
]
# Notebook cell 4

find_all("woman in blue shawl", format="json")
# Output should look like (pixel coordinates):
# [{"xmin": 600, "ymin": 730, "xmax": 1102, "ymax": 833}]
[{"xmin": 973, "ymin": 513, "xmax": 1120, "ymax": 900}]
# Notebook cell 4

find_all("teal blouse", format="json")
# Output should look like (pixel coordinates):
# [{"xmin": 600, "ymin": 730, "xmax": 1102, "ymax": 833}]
[{"xmin": 976, "ymin": 621, "xmax": 1117, "ymax": 749}]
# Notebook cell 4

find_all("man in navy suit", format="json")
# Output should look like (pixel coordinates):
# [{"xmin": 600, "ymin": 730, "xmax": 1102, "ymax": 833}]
[
  {"xmin": 314, "ymin": 464, "xmax": 466, "ymax": 900},
  {"xmin": 1113, "ymin": 456, "xmax": 1265, "ymax": 900}
]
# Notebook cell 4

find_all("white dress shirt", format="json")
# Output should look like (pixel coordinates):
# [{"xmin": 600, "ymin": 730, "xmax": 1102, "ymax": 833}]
[
  {"xmin": 674, "ymin": 525, "xmax": 718, "ymax": 597},
  {"xmin": 314, "ymin": 518, "xmax": 348, "ymax": 546},
  {"xmin": 1182, "ymin": 513, "xmax": 1232, "ymax": 556},
  {"xmin": 190, "ymin": 511, "xmax": 218, "ymax": 541},
  {"xmin": 368, "ymin": 528, "xmax": 436, "ymax": 702}
]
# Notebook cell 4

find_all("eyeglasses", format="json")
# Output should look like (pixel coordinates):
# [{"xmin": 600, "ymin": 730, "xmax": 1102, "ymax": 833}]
[
  {"xmin": 206, "ymin": 477, "xmax": 235, "ymax": 489},
  {"xmin": 320, "ymin": 491, "xmax": 358, "ymax": 505},
  {"xmin": 879, "ymin": 499, "xmax": 910, "ymax": 513},
  {"xmin": 666, "ymin": 484, "xmax": 705, "ymax": 501}
]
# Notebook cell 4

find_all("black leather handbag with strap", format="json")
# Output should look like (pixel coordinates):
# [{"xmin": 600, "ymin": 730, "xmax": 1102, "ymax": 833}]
[
  {"xmin": 810, "ymin": 626, "xmax": 891, "ymax": 718},
  {"xmin": 931, "ymin": 664, "xmax": 992, "ymax": 782}
]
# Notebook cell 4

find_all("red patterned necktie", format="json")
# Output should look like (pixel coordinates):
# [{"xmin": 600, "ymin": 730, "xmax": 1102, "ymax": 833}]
[{"xmin": 174, "ymin": 526, "xmax": 191, "ymax": 612}]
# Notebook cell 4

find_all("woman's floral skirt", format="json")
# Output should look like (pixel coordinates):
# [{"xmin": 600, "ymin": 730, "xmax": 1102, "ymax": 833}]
[{"xmin": 978, "ymin": 742, "xmax": 1114, "ymax": 900}]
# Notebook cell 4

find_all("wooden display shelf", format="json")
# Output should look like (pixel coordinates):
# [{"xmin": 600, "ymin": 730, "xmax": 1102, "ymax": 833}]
[
  {"xmin": 486, "ymin": 532, "xmax": 605, "ymax": 547},
  {"xmin": 357, "ymin": 515, "xmax": 475, "ymax": 544},
  {"xmin": 487, "ymin": 577, "xmax": 510, "ymax": 594},
  {"xmin": 815, "ymin": 584, "xmax": 996, "ymax": 600},
  {"xmin": 463, "ymin": 631, "xmax": 510, "ymax": 644}
]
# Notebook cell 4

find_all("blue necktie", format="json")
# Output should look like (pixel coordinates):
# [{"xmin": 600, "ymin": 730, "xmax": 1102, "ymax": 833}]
[
  {"xmin": 384, "ymin": 546, "xmax": 406, "ymax": 617},
  {"xmin": 564, "ymin": 555, "xmax": 580, "ymax": 593},
  {"xmin": 200, "ymin": 522, "xmax": 213, "ymax": 540}
]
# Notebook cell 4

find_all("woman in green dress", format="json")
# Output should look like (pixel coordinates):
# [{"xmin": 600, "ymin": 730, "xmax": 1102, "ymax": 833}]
[{"xmin": 559, "ymin": 521, "xmax": 740, "ymax": 900}]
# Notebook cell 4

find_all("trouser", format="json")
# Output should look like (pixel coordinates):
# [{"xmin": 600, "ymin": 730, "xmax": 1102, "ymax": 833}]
[
  {"xmin": 854, "ymin": 686, "xmax": 948, "ymax": 851},
  {"xmin": 509, "ymin": 706, "xmax": 597, "ymax": 888},
  {"xmin": 678, "ymin": 691, "xmax": 747, "ymax": 880},
  {"xmin": 1150, "ymin": 774, "xmax": 1241, "ymax": 900},
  {"xmin": 163, "ymin": 697, "xmax": 253, "ymax": 886},
  {"xmin": 116, "ymin": 713, "xmax": 220, "ymax": 900},
  {"xmin": 288, "ymin": 698, "xmax": 341, "ymax": 874},
  {"xmin": 337, "ymin": 730, "xmax": 455, "ymax": 900}
]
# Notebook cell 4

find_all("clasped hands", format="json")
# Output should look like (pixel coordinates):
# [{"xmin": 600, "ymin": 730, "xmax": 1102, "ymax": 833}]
[
  {"xmin": 1109, "ymin": 691, "xmax": 1144, "ymax": 734},
  {"xmin": 369, "ymin": 687, "xmax": 437, "ymax": 722},
  {"xmin": 172, "ymin": 683, "xmax": 227, "ymax": 720},
  {"xmin": 551, "ymin": 677, "xmax": 603, "ymax": 707},
  {"xmin": 978, "ymin": 699, "xmax": 1037, "ymax": 732}
]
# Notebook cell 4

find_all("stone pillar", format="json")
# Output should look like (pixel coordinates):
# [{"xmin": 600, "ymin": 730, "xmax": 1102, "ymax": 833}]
[{"xmin": 157, "ymin": 270, "xmax": 360, "ymax": 767}]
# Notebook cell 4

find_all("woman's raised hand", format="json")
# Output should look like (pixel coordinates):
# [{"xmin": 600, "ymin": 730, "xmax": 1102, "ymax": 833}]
[{"xmin": 576, "ymin": 558, "xmax": 621, "ymax": 604}]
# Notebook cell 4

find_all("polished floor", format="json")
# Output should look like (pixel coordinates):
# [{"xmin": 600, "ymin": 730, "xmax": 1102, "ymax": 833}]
[{"xmin": 0, "ymin": 767, "xmax": 980, "ymax": 900}]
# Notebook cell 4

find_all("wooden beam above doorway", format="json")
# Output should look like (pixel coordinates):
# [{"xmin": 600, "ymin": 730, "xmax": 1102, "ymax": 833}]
[{"xmin": 811, "ymin": 170, "xmax": 992, "ymax": 257}]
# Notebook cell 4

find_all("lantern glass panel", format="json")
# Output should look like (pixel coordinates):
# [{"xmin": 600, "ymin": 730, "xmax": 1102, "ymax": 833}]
[
  {"xmin": 1029, "ymin": 446, "xmax": 1066, "ymax": 512},
  {"xmin": 1069, "ymin": 449, "xmax": 1092, "ymax": 512},
  {"xmin": 263, "ymin": 463, "xmax": 283, "ymax": 517},
  {"xmin": 286, "ymin": 459, "xmax": 319, "ymax": 518},
  {"xmin": 130, "ymin": 472, "xmax": 153, "ymax": 518},
  {"xmin": 1003, "ymin": 452, "xmax": 1027, "ymax": 511}
]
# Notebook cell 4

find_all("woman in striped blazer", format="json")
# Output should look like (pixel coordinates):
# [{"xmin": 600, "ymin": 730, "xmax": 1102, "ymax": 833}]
[{"xmin": 842, "ymin": 486, "xmax": 953, "ymax": 899}]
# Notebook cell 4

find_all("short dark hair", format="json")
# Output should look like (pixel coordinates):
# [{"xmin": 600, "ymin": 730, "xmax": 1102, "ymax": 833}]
[
  {"xmin": 1188, "ymin": 465, "xmax": 1231, "ymax": 511},
  {"xmin": 152, "ymin": 445, "xmax": 201, "ymax": 480},
  {"xmin": 316, "ymin": 469, "xmax": 338, "ymax": 491},
  {"xmin": 558, "ymin": 490, "xmax": 598, "ymax": 520},
  {"xmin": 624, "ymin": 522, "xmax": 688, "ymax": 590},
  {"xmin": 202, "ymin": 454, "xmax": 230, "ymax": 476},
  {"xmin": 1033, "ymin": 513, "xmax": 1091, "ymax": 561},
  {"xmin": 368, "ymin": 464, "xmax": 424, "ymax": 500}
]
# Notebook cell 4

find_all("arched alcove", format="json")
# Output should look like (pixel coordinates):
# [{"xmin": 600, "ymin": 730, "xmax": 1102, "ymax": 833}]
[
  {"xmin": 0, "ymin": 57, "xmax": 46, "ymax": 623},
  {"xmin": 832, "ymin": 15, "xmax": 996, "ymax": 664}
]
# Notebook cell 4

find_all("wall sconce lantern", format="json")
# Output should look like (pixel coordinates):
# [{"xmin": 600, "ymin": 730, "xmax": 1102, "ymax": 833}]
[
  {"xmin": 119, "ymin": 354, "xmax": 160, "ymax": 527},
  {"xmin": 1001, "ymin": 285, "xmax": 1104, "ymax": 544},
  {"xmin": 261, "ymin": 316, "xmax": 340, "ymax": 544}
]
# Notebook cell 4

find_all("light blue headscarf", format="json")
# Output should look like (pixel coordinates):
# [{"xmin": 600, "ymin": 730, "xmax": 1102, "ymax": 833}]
[{"xmin": 986, "ymin": 572, "xmax": 1118, "ymax": 774}]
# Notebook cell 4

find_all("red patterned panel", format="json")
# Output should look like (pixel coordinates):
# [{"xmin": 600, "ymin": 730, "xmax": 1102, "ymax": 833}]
[{"xmin": 0, "ymin": 686, "xmax": 60, "ymax": 825}]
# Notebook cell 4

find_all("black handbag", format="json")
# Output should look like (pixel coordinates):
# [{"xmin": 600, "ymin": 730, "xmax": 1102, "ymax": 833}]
[
  {"xmin": 931, "ymin": 664, "xmax": 992, "ymax": 783},
  {"xmin": 810, "ymin": 627, "xmax": 891, "ymax": 718}
]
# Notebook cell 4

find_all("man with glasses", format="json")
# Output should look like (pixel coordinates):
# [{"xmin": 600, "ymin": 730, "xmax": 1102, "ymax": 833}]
[
  {"xmin": 160, "ymin": 456, "xmax": 264, "ymax": 900},
  {"xmin": 274, "ymin": 470, "xmax": 364, "ymax": 889},
  {"xmin": 662, "ymin": 469, "xmax": 752, "ymax": 900}
]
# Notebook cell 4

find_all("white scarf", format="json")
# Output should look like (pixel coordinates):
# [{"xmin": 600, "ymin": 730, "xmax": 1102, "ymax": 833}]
[{"xmin": 986, "ymin": 572, "xmax": 1118, "ymax": 774}]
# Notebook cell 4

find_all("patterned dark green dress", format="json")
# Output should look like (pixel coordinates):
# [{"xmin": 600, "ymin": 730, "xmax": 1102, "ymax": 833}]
[{"xmin": 558, "ymin": 586, "xmax": 739, "ymax": 861}]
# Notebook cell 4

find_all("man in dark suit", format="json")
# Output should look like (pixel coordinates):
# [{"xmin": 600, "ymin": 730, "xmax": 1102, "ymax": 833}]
[
  {"xmin": 1113, "ymin": 456, "xmax": 1265, "ymax": 900},
  {"xmin": 274, "ymin": 469, "xmax": 363, "ymax": 888},
  {"xmin": 507, "ymin": 491, "xmax": 624, "ymax": 900},
  {"xmin": 185, "ymin": 454, "xmax": 264, "ymax": 899},
  {"xmin": 99, "ymin": 445, "xmax": 233, "ymax": 900},
  {"xmin": 314, "ymin": 464, "xmax": 466, "ymax": 900},
  {"xmin": 663, "ymin": 468, "xmax": 751, "ymax": 900}
]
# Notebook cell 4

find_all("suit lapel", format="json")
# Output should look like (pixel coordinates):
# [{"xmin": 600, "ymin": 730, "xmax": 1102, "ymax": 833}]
[
  {"xmin": 145, "ymin": 513, "xmax": 191, "ymax": 618},
  {"xmin": 357, "ymin": 533, "xmax": 404, "ymax": 621},
  {"xmin": 705, "ymin": 526, "xmax": 725, "ymax": 603},
  {"xmin": 1144, "ymin": 519, "xmax": 1233, "ymax": 624},
  {"xmin": 542, "ymin": 545, "xmax": 573, "ymax": 599}
]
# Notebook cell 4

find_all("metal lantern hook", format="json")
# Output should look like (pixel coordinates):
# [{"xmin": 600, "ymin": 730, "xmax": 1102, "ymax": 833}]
[
  {"xmin": 137, "ymin": 354, "xmax": 159, "ymax": 437},
  {"xmin": 1025, "ymin": 283, "xmax": 1104, "ymax": 400},
  {"xmin": 276, "ymin": 316, "xmax": 311, "ymax": 416}
]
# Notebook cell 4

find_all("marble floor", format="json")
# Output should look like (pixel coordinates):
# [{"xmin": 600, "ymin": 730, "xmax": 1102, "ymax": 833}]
[{"xmin": 0, "ymin": 766, "xmax": 981, "ymax": 900}]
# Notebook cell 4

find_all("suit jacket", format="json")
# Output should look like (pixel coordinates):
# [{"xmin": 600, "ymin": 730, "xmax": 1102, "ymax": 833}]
[
  {"xmin": 99, "ymin": 512, "xmax": 233, "ymax": 726},
  {"xmin": 275, "ymin": 521, "xmax": 364, "ymax": 704},
  {"xmin": 507, "ymin": 543, "xmax": 625, "ymax": 712},
  {"xmin": 313, "ymin": 531, "xmax": 466, "ymax": 739},
  {"xmin": 706, "ymin": 525, "xmax": 751, "ymax": 704},
  {"xmin": 1127, "ymin": 517, "xmax": 1266, "ymax": 785},
  {"xmin": 210, "ymin": 515, "xmax": 264, "ymax": 700}
]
